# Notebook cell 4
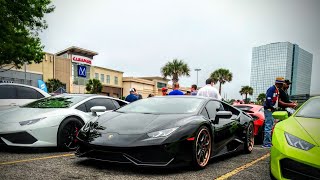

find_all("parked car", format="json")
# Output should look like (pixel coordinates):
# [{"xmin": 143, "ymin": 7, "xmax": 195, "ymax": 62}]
[
  {"xmin": 76, "ymin": 96, "xmax": 254, "ymax": 169},
  {"xmin": 233, "ymin": 104, "xmax": 265, "ymax": 144},
  {"xmin": 0, "ymin": 94, "xmax": 128, "ymax": 150},
  {"xmin": 0, "ymin": 83, "xmax": 50, "ymax": 110},
  {"xmin": 270, "ymin": 96, "xmax": 320, "ymax": 180}
]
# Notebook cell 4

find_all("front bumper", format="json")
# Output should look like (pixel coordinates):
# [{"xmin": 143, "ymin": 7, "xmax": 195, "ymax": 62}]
[
  {"xmin": 270, "ymin": 129, "xmax": 320, "ymax": 180},
  {"xmin": 0, "ymin": 123, "xmax": 58, "ymax": 147},
  {"xmin": 76, "ymin": 139, "xmax": 193, "ymax": 167}
]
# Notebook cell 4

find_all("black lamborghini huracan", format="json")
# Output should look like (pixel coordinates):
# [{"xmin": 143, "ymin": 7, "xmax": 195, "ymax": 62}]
[{"xmin": 76, "ymin": 96, "xmax": 254, "ymax": 169}]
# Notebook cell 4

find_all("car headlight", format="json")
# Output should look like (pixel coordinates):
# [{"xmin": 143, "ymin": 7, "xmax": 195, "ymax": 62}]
[
  {"xmin": 147, "ymin": 127, "xmax": 179, "ymax": 138},
  {"xmin": 284, "ymin": 132, "xmax": 314, "ymax": 151},
  {"xmin": 19, "ymin": 117, "xmax": 46, "ymax": 126}
]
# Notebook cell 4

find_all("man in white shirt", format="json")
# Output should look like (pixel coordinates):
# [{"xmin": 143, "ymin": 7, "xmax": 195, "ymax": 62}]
[{"xmin": 197, "ymin": 78, "xmax": 222, "ymax": 100}]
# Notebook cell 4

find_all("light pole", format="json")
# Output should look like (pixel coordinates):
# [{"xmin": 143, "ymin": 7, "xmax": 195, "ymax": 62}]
[{"xmin": 194, "ymin": 68, "xmax": 201, "ymax": 87}]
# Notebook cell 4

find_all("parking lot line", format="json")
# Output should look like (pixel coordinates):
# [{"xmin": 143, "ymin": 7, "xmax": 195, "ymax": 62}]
[
  {"xmin": 0, "ymin": 153, "xmax": 74, "ymax": 165},
  {"xmin": 215, "ymin": 153, "xmax": 270, "ymax": 180}
]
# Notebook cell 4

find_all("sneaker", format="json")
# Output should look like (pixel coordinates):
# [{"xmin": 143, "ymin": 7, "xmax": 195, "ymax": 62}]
[{"xmin": 262, "ymin": 144, "xmax": 271, "ymax": 148}]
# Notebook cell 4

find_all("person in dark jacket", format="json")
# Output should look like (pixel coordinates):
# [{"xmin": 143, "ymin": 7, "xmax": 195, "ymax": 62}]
[{"xmin": 279, "ymin": 79, "xmax": 297, "ymax": 113}]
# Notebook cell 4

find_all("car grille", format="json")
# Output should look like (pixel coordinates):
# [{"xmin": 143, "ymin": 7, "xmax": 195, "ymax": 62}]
[
  {"xmin": 280, "ymin": 158, "xmax": 320, "ymax": 180},
  {"xmin": 76, "ymin": 143, "xmax": 174, "ymax": 166},
  {"xmin": 0, "ymin": 132, "xmax": 37, "ymax": 144}
]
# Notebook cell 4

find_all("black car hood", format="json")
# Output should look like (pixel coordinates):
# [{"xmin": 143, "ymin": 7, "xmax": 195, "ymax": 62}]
[{"xmin": 96, "ymin": 111, "xmax": 192, "ymax": 135}]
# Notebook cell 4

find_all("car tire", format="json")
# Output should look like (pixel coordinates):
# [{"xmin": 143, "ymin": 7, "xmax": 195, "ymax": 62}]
[
  {"xmin": 57, "ymin": 117, "xmax": 84, "ymax": 151},
  {"xmin": 192, "ymin": 126, "xmax": 212, "ymax": 169},
  {"xmin": 244, "ymin": 122, "xmax": 254, "ymax": 154}
]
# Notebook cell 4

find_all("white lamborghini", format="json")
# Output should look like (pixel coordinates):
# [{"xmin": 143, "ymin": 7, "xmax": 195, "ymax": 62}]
[{"xmin": 0, "ymin": 94, "xmax": 128, "ymax": 150}]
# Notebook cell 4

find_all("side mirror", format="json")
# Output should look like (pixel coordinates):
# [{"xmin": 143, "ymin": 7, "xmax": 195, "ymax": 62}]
[
  {"xmin": 90, "ymin": 106, "xmax": 107, "ymax": 116},
  {"xmin": 213, "ymin": 111, "xmax": 233, "ymax": 124},
  {"xmin": 272, "ymin": 111, "xmax": 288, "ymax": 121}
]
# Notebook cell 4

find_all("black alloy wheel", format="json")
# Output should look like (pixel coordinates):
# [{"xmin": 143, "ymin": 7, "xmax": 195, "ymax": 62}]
[
  {"xmin": 244, "ymin": 122, "xmax": 254, "ymax": 153},
  {"xmin": 57, "ymin": 117, "xmax": 84, "ymax": 151},
  {"xmin": 192, "ymin": 126, "xmax": 212, "ymax": 169}
]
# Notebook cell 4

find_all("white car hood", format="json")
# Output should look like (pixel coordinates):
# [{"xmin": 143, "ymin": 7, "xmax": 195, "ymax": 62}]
[{"xmin": 0, "ymin": 107, "xmax": 62, "ymax": 123}]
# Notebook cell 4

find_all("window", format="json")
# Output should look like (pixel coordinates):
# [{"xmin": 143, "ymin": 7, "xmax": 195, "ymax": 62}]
[
  {"xmin": 17, "ymin": 86, "xmax": 42, "ymax": 99},
  {"xmin": 84, "ymin": 98, "xmax": 116, "ymax": 112},
  {"xmin": 113, "ymin": 100, "xmax": 127, "ymax": 108},
  {"xmin": 205, "ymin": 101, "xmax": 222, "ymax": 119},
  {"xmin": 201, "ymin": 108, "xmax": 209, "ymax": 119},
  {"xmin": 115, "ymin": 76, "xmax": 118, "ymax": 85},
  {"xmin": 95, "ymin": 73, "xmax": 99, "ymax": 79},
  {"xmin": 0, "ymin": 85, "xmax": 16, "ymax": 99},
  {"xmin": 157, "ymin": 82, "xmax": 166, "ymax": 88},
  {"xmin": 100, "ymin": 74, "xmax": 104, "ymax": 83},
  {"xmin": 76, "ymin": 103, "xmax": 87, "ymax": 112},
  {"xmin": 106, "ymin": 75, "xmax": 110, "ymax": 84}
]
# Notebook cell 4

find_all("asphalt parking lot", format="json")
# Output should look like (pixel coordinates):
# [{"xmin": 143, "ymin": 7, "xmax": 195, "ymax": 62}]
[{"xmin": 0, "ymin": 145, "xmax": 271, "ymax": 180}]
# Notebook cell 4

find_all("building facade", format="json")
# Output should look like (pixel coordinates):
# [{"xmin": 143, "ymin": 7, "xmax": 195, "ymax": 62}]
[{"xmin": 250, "ymin": 42, "xmax": 313, "ymax": 100}]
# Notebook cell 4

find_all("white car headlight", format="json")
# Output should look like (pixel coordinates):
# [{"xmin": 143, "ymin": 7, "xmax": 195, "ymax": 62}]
[
  {"xmin": 284, "ymin": 132, "xmax": 314, "ymax": 151},
  {"xmin": 147, "ymin": 127, "xmax": 179, "ymax": 138},
  {"xmin": 19, "ymin": 117, "xmax": 46, "ymax": 126}
]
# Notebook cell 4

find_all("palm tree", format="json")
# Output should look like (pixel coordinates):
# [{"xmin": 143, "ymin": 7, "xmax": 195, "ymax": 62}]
[
  {"xmin": 86, "ymin": 79, "xmax": 102, "ymax": 94},
  {"xmin": 46, "ymin": 79, "xmax": 65, "ymax": 93},
  {"xmin": 210, "ymin": 68, "xmax": 233, "ymax": 94},
  {"xmin": 161, "ymin": 59, "xmax": 190, "ymax": 83},
  {"xmin": 257, "ymin": 93, "xmax": 266, "ymax": 104},
  {"xmin": 239, "ymin": 86, "xmax": 253, "ymax": 104}
]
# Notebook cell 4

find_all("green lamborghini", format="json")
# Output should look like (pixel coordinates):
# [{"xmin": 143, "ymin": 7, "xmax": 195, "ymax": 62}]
[{"xmin": 270, "ymin": 96, "xmax": 320, "ymax": 180}]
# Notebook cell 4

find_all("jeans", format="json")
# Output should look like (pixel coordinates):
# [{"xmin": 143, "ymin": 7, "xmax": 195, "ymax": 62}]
[{"xmin": 263, "ymin": 109, "xmax": 274, "ymax": 146}]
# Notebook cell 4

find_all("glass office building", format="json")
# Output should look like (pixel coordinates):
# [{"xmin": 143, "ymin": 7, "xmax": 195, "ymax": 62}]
[{"xmin": 250, "ymin": 42, "xmax": 313, "ymax": 101}]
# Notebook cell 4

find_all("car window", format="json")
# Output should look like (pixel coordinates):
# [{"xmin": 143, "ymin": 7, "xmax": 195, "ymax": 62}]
[
  {"xmin": 221, "ymin": 102, "xmax": 240, "ymax": 118},
  {"xmin": 85, "ymin": 98, "xmax": 116, "ymax": 112},
  {"xmin": 17, "ymin": 86, "xmax": 41, "ymax": 99},
  {"xmin": 201, "ymin": 107, "xmax": 209, "ymax": 119},
  {"xmin": 0, "ymin": 85, "xmax": 16, "ymax": 99},
  {"xmin": 296, "ymin": 98, "xmax": 320, "ymax": 119},
  {"xmin": 76, "ymin": 103, "xmax": 87, "ymax": 112},
  {"xmin": 115, "ymin": 100, "xmax": 127, "ymax": 107},
  {"xmin": 205, "ymin": 101, "xmax": 221, "ymax": 119}
]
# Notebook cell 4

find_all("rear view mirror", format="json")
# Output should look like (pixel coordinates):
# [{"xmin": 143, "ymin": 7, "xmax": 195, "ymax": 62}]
[
  {"xmin": 213, "ymin": 111, "xmax": 233, "ymax": 124},
  {"xmin": 91, "ymin": 106, "xmax": 106, "ymax": 116},
  {"xmin": 272, "ymin": 111, "xmax": 288, "ymax": 121}
]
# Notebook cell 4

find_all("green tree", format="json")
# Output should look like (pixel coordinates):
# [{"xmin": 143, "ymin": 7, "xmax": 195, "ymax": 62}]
[
  {"xmin": 257, "ymin": 93, "xmax": 266, "ymax": 105},
  {"xmin": 210, "ymin": 68, "xmax": 233, "ymax": 94},
  {"xmin": 239, "ymin": 86, "xmax": 253, "ymax": 104},
  {"xmin": 86, "ymin": 79, "xmax": 102, "ymax": 94},
  {"xmin": 0, "ymin": 0, "xmax": 55, "ymax": 71},
  {"xmin": 161, "ymin": 59, "xmax": 190, "ymax": 83},
  {"xmin": 46, "ymin": 79, "xmax": 65, "ymax": 93}
]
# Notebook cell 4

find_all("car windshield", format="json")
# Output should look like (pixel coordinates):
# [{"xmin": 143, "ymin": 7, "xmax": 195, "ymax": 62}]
[
  {"xmin": 295, "ymin": 98, "xmax": 320, "ymax": 119},
  {"xmin": 117, "ymin": 97, "xmax": 204, "ymax": 114},
  {"xmin": 21, "ymin": 95, "xmax": 87, "ymax": 108}
]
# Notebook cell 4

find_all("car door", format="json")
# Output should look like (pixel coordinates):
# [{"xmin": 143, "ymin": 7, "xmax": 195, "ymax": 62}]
[{"xmin": 205, "ymin": 100, "xmax": 238, "ymax": 153}]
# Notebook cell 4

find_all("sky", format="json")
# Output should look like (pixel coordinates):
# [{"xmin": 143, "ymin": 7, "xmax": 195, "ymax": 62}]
[{"xmin": 40, "ymin": 0, "xmax": 320, "ymax": 99}]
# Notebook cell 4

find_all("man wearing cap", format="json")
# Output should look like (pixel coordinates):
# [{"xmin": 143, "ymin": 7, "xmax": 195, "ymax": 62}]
[
  {"xmin": 279, "ymin": 79, "xmax": 297, "ymax": 114},
  {"xmin": 262, "ymin": 77, "xmax": 284, "ymax": 148},
  {"xmin": 161, "ymin": 87, "xmax": 168, "ymax": 96},
  {"xmin": 125, "ymin": 88, "xmax": 138, "ymax": 103}
]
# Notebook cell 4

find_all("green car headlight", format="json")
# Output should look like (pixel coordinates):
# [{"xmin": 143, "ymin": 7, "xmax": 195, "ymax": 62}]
[{"xmin": 284, "ymin": 132, "xmax": 314, "ymax": 151}]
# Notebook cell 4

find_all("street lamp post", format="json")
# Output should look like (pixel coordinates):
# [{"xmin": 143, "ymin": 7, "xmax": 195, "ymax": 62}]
[{"xmin": 194, "ymin": 68, "xmax": 201, "ymax": 87}]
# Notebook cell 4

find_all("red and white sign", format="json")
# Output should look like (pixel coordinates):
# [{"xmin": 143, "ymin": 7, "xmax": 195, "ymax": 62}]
[{"xmin": 71, "ymin": 55, "xmax": 92, "ymax": 65}]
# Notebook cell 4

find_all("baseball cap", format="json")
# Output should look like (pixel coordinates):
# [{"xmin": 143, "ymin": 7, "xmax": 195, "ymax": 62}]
[
  {"xmin": 275, "ymin": 77, "xmax": 284, "ymax": 84},
  {"xmin": 161, "ymin": 87, "xmax": 168, "ymax": 91},
  {"xmin": 129, "ymin": 88, "xmax": 135, "ymax": 92},
  {"xmin": 284, "ymin": 79, "xmax": 292, "ymax": 85}
]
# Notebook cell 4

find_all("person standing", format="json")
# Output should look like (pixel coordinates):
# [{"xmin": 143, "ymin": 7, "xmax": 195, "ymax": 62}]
[
  {"xmin": 168, "ymin": 82, "xmax": 184, "ymax": 95},
  {"xmin": 197, "ymin": 78, "xmax": 222, "ymax": 100},
  {"xmin": 262, "ymin": 77, "xmax": 284, "ymax": 148},
  {"xmin": 125, "ymin": 88, "xmax": 138, "ymax": 103},
  {"xmin": 190, "ymin": 84, "xmax": 198, "ymax": 96},
  {"xmin": 278, "ymin": 79, "xmax": 297, "ymax": 115}
]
